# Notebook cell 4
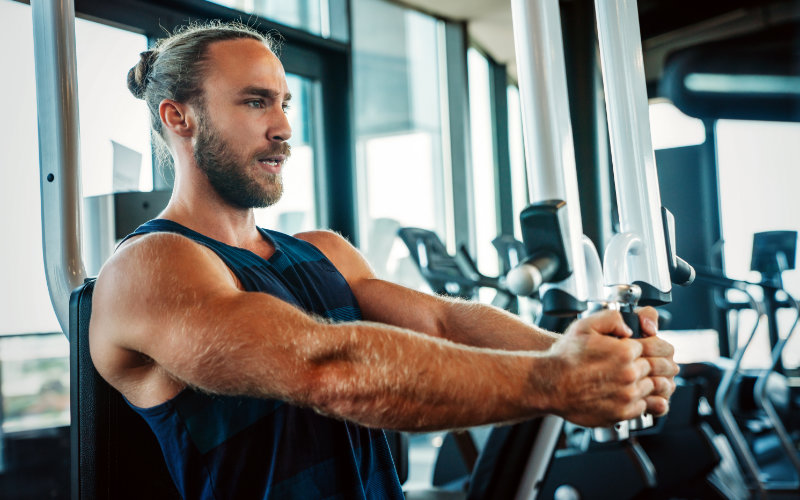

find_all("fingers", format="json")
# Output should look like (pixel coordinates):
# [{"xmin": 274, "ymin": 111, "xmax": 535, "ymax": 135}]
[
  {"xmin": 650, "ymin": 375, "xmax": 676, "ymax": 399},
  {"xmin": 639, "ymin": 335, "xmax": 675, "ymax": 359},
  {"xmin": 638, "ymin": 377, "xmax": 675, "ymax": 418},
  {"xmin": 637, "ymin": 306, "xmax": 659, "ymax": 337},
  {"xmin": 645, "ymin": 395, "xmax": 670, "ymax": 416},
  {"xmin": 619, "ymin": 377, "xmax": 654, "ymax": 420},
  {"xmin": 645, "ymin": 355, "xmax": 679, "ymax": 378},
  {"xmin": 634, "ymin": 357, "xmax": 652, "ymax": 379},
  {"xmin": 575, "ymin": 309, "xmax": 637, "ymax": 339}
]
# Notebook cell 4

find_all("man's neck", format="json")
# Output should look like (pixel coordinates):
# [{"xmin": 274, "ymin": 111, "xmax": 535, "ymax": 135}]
[{"xmin": 161, "ymin": 184, "xmax": 267, "ymax": 253}]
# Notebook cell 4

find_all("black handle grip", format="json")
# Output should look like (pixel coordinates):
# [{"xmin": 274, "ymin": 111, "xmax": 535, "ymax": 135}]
[{"xmin": 621, "ymin": 311, "xmax": 641, "ymax": 339}]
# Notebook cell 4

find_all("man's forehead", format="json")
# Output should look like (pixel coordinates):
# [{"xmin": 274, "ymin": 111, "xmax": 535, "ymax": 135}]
[{"xmin": 204, "ymin": 38, "xmax": 289, "ymax": 96}]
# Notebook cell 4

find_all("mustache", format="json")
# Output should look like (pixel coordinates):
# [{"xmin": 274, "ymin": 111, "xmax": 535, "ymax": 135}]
[{"xmin": 255, "ymin": 142, "xmax": 292, "ymax": 160}]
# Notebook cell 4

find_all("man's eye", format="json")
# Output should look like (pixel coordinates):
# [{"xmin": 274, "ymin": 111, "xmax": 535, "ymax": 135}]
[
  {"xmin": 282, "ymin": 104, "xmax": 291, "ymax": 114},
  {"xmin": 247, "ymin": 100, "xmax": 264, "ymax": 109}
]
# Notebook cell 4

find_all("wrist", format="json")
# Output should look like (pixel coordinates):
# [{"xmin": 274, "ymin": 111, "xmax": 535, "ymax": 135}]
[{"xmin": 521, "ymin": 352, "xmax": 562, "ymax": 417}]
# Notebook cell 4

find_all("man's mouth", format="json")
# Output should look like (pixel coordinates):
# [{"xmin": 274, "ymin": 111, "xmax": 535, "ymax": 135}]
[{"xmin": 257, "ymin": 155, "xmax": 286, "ymax": 171}]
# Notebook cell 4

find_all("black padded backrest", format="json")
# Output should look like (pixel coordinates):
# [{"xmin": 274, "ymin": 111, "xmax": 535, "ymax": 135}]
[{"xmin": 69, "ymin": 279, "xmax": 180, "ymax": 500}]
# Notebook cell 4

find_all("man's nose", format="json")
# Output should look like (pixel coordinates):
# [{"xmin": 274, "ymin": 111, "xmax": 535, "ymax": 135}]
[{"xmin": 269, "ymin": 108, "xmax": 292, "ymax": 142}]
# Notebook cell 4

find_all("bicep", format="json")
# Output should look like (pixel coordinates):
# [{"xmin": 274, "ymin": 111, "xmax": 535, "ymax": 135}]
[
  {"xmin": 90, "ymin": 234, "xmax": 323, "ymax": 397},
  {"xmin": 352, "ymin": 278, "xmax": 449, "ymax": 337},
  {"xmin": 295, "ymin": 230, "xmax": 449, "ymax": 337}
]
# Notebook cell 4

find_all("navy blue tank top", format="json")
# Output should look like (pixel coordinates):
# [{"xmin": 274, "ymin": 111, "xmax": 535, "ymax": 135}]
[{"xmin": 121, "ymin": 219, "xmax": 404, "ymax": 500}]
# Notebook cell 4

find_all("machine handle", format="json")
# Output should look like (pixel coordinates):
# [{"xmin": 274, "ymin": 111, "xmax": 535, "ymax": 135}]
[
  {"xmin": 621, "ymin": 310, "xmax": 641, "ymax": 339},
  {"xmin": 506, "ymin": 254, "xmax": 560, "ymax": 296}
]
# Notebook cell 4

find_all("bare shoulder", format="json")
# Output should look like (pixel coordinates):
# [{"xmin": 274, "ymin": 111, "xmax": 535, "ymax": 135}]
[
  {"xmin": 93, "ymin": 231, "xmax": 236, "ymax": 308},
  {"xmin": 294, "ymin": 230, "xmax": 375, "ymax": 283},
  {"xmin": 293, "ymin": 229, "xmax": 351, "ymax": 254},
  {"xmin": 89, "ymin": 232, "xmax": 236, "ymax": 385}
]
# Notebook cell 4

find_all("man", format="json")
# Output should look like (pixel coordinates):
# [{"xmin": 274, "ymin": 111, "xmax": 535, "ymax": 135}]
[{"xmin": 91, "ymin": 21, "xmax": 678, "ymax": 499}]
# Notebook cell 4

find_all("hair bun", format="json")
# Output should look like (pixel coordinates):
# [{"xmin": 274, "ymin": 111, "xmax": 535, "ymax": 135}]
[{"xmin": 126, "ymin": 50, "xmax": 156, "ymax": 99}]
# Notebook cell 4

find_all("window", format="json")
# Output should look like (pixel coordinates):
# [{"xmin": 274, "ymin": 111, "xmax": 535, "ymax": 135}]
[
  {"xmin": 467, "ymin": 48, "xmax": 499, "ymax": 279},
  {"xmin": 254, "ymin": 74, "xmax": 320, "ymax": 233},
  {"xmin": 206, "ymin": 0, "xmax": 347, "ymax": 41},
  {"xmin": 0, "ymin": 3, "xmax": 152, "ymax": 492},
  {"xmin": 716, "ymin": 119, "xmax": 800, "ymax": 370},
  {"xmin": 352, "ymin": 0, "xmax": 450, "ymax": 291},
  {"xmin": 75, "ymin": 18, "xmax": 152, "ymax": 197},
  {"xmin": 0, "ymin": 0, "xmax": 58, "ymax": 335}
]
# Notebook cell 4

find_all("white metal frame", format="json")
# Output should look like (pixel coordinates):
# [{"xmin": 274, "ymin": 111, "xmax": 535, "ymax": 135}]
[
  {"xmin": 32, "ymin": 0, "xmax": 87, "ymax": 335},
  {"xmin": 510, "ymin": 0, "xmax": 676, "ymax": 497}
]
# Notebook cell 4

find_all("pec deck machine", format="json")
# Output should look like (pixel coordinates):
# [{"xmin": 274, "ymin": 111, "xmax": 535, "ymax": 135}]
[{"xmin": 507, "ymin": 0, "xmax": 694, "ymax": 497}]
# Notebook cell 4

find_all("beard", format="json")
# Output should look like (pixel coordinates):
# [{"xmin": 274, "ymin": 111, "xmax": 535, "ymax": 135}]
[{"xmin": 193, "ymin": 108, "xmax": 290, "ymax": 209}]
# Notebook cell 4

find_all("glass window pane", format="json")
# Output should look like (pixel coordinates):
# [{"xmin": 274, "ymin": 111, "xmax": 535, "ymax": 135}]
[
  {"xmin": 0, "ymin": 0, "xmax": 59, "ymax": 335},
  {"xmin": 467, "ymin": 48, "xmax": 499, "ymax": 278},
  {"xmin": 717, "ymin": 119, "xmax": 800, "ymax": 370},
  {"xmin": 1, "ymin": 334, "xmax": 70, "ymax": 434},
  {"xmin": 352, "ymin": 0, "xmax": 448, "ymax": 291},
  {"xmin": 254, "ymin": 74, "xmax": 319, "ymax": 234},
  {"xmin": 75, "ymin": 18, "xmax": 151, "ymax": 197},
  {"xmin": 0, "ymin": 2, "xmax": 72, "ymax": 491},
  {"xmin": 206, "ymin": 0, "xmax": 337, "ymax": 40}
]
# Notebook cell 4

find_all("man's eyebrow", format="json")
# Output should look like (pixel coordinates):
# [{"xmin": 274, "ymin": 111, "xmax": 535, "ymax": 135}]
[{"xmin": 239, "ymin": 86, "xmax": 292, "ymax": 102}]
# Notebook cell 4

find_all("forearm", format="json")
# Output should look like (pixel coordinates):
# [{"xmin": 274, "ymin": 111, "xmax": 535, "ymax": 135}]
[
  {"xmin": 306, "ymin": 320, "xmax": 555, "ymax": 431},
  {"xmin": 168, "ymin": 294, "xmax": 555, "ymax": 431},
  {"xmin": 353, "ymin": 279, "xmax": 558, "ymax": 352},
  {"xmin": 437, "ymin": 299, "xmax": 560, "ymax": 351}
]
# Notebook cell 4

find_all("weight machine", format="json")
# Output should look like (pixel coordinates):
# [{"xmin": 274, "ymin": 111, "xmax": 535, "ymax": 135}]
[{"xmin": 503, "ymin": 0, "xmax": 696, "ymax": 497}]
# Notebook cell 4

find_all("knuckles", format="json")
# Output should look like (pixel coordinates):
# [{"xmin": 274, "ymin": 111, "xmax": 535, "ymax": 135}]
[{"xmin": 618, "ymin": 365, "xmax": 639, "ymax": 385}]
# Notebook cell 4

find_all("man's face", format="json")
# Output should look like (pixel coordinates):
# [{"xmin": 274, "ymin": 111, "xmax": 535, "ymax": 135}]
[{"xmin": 192, "ymin": 38, "xmax": 293, "ymax": 209}]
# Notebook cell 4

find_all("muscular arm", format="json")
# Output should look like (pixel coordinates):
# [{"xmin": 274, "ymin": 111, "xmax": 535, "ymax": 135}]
[
  {"xmin": 301, "ymin": 230, "xmax": 677, "ymax": 416},
  {"xmin": 299, "ymin": 231, "xmax": 559, "ymax": 351},
  {"xmin": 90, "ymin": 231, "xmax": 665, "ymax": 431}
]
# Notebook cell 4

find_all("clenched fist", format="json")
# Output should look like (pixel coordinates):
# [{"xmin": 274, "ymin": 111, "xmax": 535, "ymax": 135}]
[{"xmin": 541, "ymin": 307, "xmax": 678, "ymax": 427}]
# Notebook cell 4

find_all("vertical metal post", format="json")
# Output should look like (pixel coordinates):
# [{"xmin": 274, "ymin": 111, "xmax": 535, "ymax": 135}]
[
  {"xmin": 510, "ymin": 0, "xmax": 589, "ymax": 305},
  {"xmin": 31, "ymin": 0, "xmax": 87, "ymax": 336},
  {"xmin": 510, "ymin": 1, "xmax": 599, "ymax": 497},
  {"xmin": 594, "ymin": 0, "xmax": 671, "ymax": 298}
]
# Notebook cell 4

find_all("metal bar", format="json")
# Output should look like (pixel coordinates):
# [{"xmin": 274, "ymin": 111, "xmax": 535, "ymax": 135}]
[
  {"xmin": 509, "ymin": 0, "xmax": 596, "ymax": 496},
  {"xmin": 32, "ymin": 0, "xmax": 87, "ymax": 336},
  {"xmin": 513, "ymin": 415, "xmax": 564, "ymax": 500},
  {"xmin": 594, "ymin": 0, "xmax": 671, "ymax": 295},
  {"xmin": 510, "ymin": 0, "xmax": 588, "ymax": 304}
]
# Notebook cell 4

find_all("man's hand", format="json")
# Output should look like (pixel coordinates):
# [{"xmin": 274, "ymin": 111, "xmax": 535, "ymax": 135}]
[
  {"xmin": 542, "ymin": 308, "xmax": 677, "ymax": 428},
  {"xmin": 636, "ymin": 306, "xmax": 678, "ymax": 416}
]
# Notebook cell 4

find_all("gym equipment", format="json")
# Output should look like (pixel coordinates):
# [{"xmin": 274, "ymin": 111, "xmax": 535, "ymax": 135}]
[
  {"xmin": 752, "ymin": 231, "xmax": 798, "ymax": 375},
  {"xmin": 69, "ymin": 279, "xmax": 180, "ymax": 499},
  {"xmin": 497, "ymin": 0, "xmax": 711, "ymax": 498},
  {"xmin": 397, "ymin": 227, "xmax": 517, "ymax": 309},
  {"xmin": 31, "ymin": 0, "xmax": 87, "ymax": 334},
  {"xmin": 692, "ymin": 233, "xmax": 800, "ymax": 497}
]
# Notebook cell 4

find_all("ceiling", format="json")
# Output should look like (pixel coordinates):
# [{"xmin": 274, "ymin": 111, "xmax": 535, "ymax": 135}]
[{"xmin": 391, "ymin": 0, "xmax": 800, "ymax": 82}]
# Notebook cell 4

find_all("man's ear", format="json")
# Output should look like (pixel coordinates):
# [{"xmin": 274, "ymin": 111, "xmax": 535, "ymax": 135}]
[{"xmin": 159, "ymin": 99, "xmax": 195, "ymax": 138}]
